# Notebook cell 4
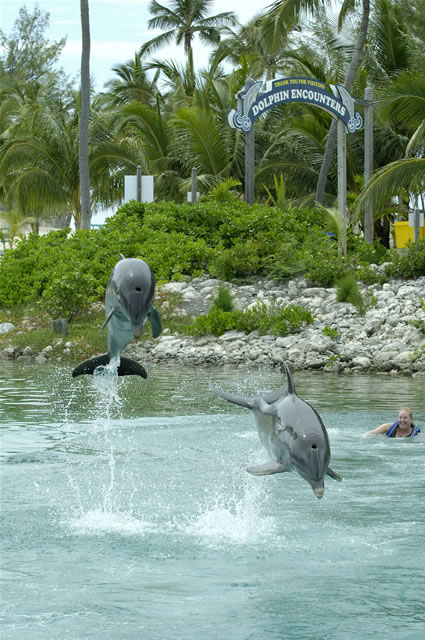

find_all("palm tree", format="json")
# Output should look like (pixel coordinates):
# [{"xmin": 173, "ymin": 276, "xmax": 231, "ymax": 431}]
[
  {"xmin": 140, "ymin": 0, "xmax": 237, "ymax": 59},
  {"xmin": 102, "ymin": 53, "xmax": 159, "ymax": 106},
  {"xmin": 354, "ymin": 71, "xmax": 425, "ymax": 215},
  {"xmin": 315, "ymin": 0, "xmax": 371, "ymax": 204},
  {"xmin": 79, "ymin": 0, "xmax": 91, "ymax": 229},
  {"xmin": 0, "ymin": 92, "xmax": 130, "ymax": 228}
]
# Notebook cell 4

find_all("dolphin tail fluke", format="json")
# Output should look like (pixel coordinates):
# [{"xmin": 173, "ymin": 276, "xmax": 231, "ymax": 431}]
[
  {"xmin": 72, "ymin": 354, "xmax": 147, "ymax": 378},
  {"xmin": 326, "ymin": 467, "xmax": 343, "ymax": 482},
  {"xmin": 72, "ymin": 354, "xmax": 111, "ymax": 377},
  {"xmin": 117, "ymin": 356, "xmax": 148, "ymax": 378},
  {"xmin": 148, "ymin": 306, "xmax": 162, "ymax": 338},
  {"xmin": 247, "ymin": 461, "xmax": 286, "ymax": 475}
]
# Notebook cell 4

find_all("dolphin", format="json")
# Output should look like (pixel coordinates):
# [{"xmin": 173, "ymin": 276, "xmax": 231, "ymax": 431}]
[
  {"xmin": 72, "ymin": 255, "xmax": 161, "ymax": 378},
  {"xmin": 213, "ymin": 362, "xmax": 342, "ymax": 499}
]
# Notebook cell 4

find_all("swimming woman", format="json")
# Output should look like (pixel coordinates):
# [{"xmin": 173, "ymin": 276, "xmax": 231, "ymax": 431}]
[{"xmin": 364, "ymin": 408, "xmax": 421, "ymax": 438}]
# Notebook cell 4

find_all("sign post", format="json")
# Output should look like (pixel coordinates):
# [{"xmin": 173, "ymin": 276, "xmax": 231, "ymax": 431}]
[{"xmin": 363, "ymin": 87, "xmax": 374, "ymax": 243}]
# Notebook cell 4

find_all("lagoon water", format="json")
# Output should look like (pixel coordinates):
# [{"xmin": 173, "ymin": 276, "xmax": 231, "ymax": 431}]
[{"xmin": 1, "ymin": 361, "xmax": 424, "ymax": 640}]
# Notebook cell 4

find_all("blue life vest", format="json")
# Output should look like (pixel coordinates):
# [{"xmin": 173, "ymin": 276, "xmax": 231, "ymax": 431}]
[{"xmin": 386, "ymin": 421, "xmax": 421, "ymax": 438}]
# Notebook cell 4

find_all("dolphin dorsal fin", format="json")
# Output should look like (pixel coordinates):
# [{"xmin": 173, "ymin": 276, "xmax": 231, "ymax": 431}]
[
  {"xmin": 119, "ymin": 253, "xmax": 126, "ymax": 260},
  {"xmin": 282, "ymin": 362, "xmax": 296, "ymax": 395}
]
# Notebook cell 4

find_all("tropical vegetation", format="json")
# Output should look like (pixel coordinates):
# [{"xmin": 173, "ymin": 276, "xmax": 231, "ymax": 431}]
[
  {"xmin": 1, "ymin": 0, "xmax": 424, "ymax": 240},
  {"xmin": 0, "ymin": 0, "xmax": 424, "ymax": 332}
]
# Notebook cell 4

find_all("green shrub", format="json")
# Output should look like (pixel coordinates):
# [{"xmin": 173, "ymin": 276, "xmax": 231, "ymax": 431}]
[
  {"xmin": 303, "ymin": 233, "xmax": 348, "ymax": 287},
  {"xmin": 322, "ymin": 326, "xmax": 340, "ymax": 339},
  {"xmin": 336, "ymin": 274, "xmax": 377, "ymax": 315},
  {"xmin": 210, "ymin": 240, "xmax": 261, "ymax": 280},
  {"xmin": 262, "ymin": 236, "xmax": 306, "ymax": 281},
  {"xmin": 356, "ymin": 264, "xmax": 380, "ymax": 285},
  {"xmin": 384, "ymin": 239, "xmax": 425, "ymax": 279},
  {"xmin": 354, "ymin": 238, "xmax": 389, "ymax": 265},
  {"xmin": 186, "ymin": 302, "xmax": 314, "ymax": 337},
  {"xmin": 336, "ymin": 274, "xmax": 363, "ymax": 309},
  {"xmin": 211, "ymin": 285, "xmax": 234, "ymax": 312}
]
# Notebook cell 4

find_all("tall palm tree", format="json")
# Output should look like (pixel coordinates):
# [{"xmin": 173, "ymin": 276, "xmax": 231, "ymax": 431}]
[
  {"xmin": 102, "ymin": 53, "xmax": 159, "ymax": 106},
  {"xmin": 314, "ymin": 0, "xmax": 371, "ymax": 204},
  {"xmin": 140, "ymin": 0, "xmax": 237, "ymax": 59},
  {"xmin": 79, "ymin": 0, "xmax": 91, "ymax": 229},
  {"xmin": 354, "ymin": 71, "xmax": 425, "ymax": 214}
]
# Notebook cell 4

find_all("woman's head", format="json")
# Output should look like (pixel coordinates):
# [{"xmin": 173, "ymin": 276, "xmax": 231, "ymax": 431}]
[{"xmin": 398, "ymin": 408, "xmax": 413, "ymax": 425}]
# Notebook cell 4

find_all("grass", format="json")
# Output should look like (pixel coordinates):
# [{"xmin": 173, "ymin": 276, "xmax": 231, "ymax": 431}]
[{"xmin": 0, "ymin": 294, "xmax": 188, "ymax": 362}]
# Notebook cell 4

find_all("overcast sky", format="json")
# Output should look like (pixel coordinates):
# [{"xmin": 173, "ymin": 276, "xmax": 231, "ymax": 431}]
[{"xmin": 1, "ymin": 0, "xmax": 275, "ymax": 90}]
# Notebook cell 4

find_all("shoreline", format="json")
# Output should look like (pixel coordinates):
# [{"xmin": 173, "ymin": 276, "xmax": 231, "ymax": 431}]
[{"xmin": 1, "ymin": 273, "xmax": 425, "ymax": 376}]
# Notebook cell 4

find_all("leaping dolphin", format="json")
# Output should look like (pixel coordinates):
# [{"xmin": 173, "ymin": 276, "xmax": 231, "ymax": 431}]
[
  {"xmin": 214, "ymin": 362, "xmax": 342, "ymax": 499},
  {"xmin": 72, "ymin": 255, "xmax": 161, "ymax": 378}
]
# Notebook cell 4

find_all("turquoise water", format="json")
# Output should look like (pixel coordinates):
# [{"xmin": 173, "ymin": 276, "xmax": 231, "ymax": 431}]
[{"xmin": 1, "ymin": 361, "xmax": 424, "ymax": 640}]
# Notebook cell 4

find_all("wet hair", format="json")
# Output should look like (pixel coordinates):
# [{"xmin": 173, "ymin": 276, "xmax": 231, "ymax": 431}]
[{"xmin": 398, "ymin": 408, "xmax": 413, "ymax": 421}]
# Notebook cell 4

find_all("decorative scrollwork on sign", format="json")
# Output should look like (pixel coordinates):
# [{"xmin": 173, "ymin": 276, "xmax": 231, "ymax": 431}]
[{"xmin": 347, "ymin": 114, "xmax": 363, "ymax": 133}]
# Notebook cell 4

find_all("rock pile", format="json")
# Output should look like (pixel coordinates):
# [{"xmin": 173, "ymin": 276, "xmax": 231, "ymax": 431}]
[{"xmin": 128, "ymin": 273, "xmax": 425, "ymax": 376}]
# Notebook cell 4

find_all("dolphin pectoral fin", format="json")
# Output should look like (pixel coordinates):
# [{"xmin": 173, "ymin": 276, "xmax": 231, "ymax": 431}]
[
  {"xmin": 101, "ymin": 309, "xmax": 115, "ymax": 330},
  {"xmin": 247, "ymin": 461, "xmax": 286, "ymax": 475},
  {"xmin": 72, "ymin": 354, "xmax": 110, "ymax": 377},
  {"xmin": 326, "ymin": 467, "xmax": 343, "ymax": 482},
  {"xmin": 213, "ymin": 388, "xmax": 255, "ymax": 410},
  {"xmin": 148, "ymin": 306, "xmax": 162, "ymax": 338},
  {"xmin": 117, "ymin": 356, "xmax": 148, "ymax": 378}
]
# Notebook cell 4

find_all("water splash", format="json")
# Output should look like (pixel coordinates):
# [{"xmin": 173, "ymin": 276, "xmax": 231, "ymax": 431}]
[
  {"xmin": 68, "ymin": 509, "xmax": 154, "ymax": 536},
  {"xmin": 184, "ymin": 481, "xmax": 276, "ymax": 546},
  {"xmin": 62, "ymin": 359, "xmax": 132, "ymax": 530}
]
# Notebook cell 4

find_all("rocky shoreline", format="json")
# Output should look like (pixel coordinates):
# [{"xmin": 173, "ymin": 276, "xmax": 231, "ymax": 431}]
[{"xmin": 1, "ymin": 271, "xmax": 425, "ymax": 376}]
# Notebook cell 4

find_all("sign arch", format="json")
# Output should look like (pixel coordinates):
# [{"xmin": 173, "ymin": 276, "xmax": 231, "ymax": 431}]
[{"xmin": 228, "ymin": 76, "xmax": 362, "ymax": 133}]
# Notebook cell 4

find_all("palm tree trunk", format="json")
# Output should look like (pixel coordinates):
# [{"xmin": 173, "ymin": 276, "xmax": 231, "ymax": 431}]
[
  {"xmin": 315, "ymin": 0, "xmax": 370, "ymax": 205},
  {"xmin": 79, "ymin": 0, "xmax": 91, "ymax": 229}
]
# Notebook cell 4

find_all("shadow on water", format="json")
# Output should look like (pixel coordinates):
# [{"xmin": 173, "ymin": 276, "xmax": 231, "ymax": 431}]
[{"xmin": 1, "ymin": 360, "xmax": 424, "ymax": 640}]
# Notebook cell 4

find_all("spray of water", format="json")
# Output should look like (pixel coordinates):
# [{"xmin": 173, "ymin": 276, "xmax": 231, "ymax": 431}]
[
  {"xmin": 63, "ymin": 360, "xmax": 152, "ymax": 535},
  {"xmin": 184, "ymin": 478, "xmax": 277, "ymax": 546}
]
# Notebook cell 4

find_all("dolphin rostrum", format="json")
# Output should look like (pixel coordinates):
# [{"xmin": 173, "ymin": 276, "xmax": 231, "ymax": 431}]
[
  {"xmin": 72, "ymin": 255, "xmax": 161, "ymax": 378},
  {"xmin": 214, "ymin": 362, "xmax": 342, "ymax": 499}
]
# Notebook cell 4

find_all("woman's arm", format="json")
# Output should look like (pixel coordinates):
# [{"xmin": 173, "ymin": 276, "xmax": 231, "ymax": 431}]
[{"xmin": 363, "ymin": 423, "xmax": 392, "ymax": 437}]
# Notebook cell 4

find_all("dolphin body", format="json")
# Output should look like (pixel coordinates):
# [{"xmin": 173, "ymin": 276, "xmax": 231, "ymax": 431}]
[
  {"xmin": 72, "ymin": 255, "xmax": 161, "ymax": 378},
  {"xmin": 214, "ymin": 362, "xmax": 342, "ymax": 498}
]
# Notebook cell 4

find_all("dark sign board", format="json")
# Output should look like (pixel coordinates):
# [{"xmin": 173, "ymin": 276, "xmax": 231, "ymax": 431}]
[{"xmin": 228, "ymin": 77, "xmax": 362, "ymax": 133}]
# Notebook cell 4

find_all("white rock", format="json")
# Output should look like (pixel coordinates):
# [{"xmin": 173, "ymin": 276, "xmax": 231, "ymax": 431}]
[{"xmin": 0, "ymin": 322, "xmax": 15, "ymax": 334}]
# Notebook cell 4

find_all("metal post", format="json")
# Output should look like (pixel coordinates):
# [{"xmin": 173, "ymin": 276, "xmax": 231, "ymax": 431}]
[
  {"xmin": 191, "ymin": 167, "xmax": 197, "ymax": 205},
  {"xmin": 136, "ymin": 165, "xmax": 142, "ymax": 201},
  {"xmin": 245, "ymin": 125, "xmax": 255, "ymax": 205},
  {"xmin": 337, "ymin": 119, "xmax": 346, "ymax": 219},
  {"xmin": 364, "ymin": 87, "xmax": 374, "ymax": 243}
]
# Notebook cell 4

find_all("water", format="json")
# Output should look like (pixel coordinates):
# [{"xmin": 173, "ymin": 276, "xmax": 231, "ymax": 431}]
[{"xmin": 1, "ymin": 361, "xmax": 424, "ymax": 640}]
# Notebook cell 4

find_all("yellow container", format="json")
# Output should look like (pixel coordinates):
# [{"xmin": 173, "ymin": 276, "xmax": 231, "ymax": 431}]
[{"xmin": 393, "ymin": 221, "xmax": 425, "ymax": 248}]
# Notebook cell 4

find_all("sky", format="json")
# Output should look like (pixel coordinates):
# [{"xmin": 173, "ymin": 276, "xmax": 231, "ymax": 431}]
[{"xmin": 1, "ymin": 0, "xmax": 273, "ymax": 91}]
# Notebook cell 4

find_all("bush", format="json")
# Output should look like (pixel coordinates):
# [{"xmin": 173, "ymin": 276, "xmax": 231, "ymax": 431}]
[
  {"xmin": 186, "ymin": 302, "xmax": 314, "ymax": 337},
  {"xmin": 336, "ymin": 274, "xmax": 376, "ymax": 315},
  {"xmin": 303, "ymin": 232, "xmax": 348, "ymax": 287},
  {"xmin": 384, "ymin": 239, "xmax": 425, "ymax": 279},
  {"xmin": 211, "ymin": 285, "xmax": 234, "ymax": 312},
  {"xmin": 210, "ymin": 240, "xmax": 261, "ymax": 280}
]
